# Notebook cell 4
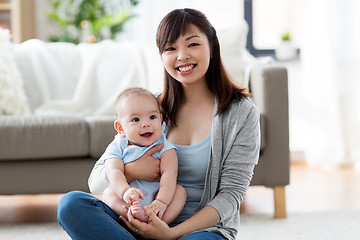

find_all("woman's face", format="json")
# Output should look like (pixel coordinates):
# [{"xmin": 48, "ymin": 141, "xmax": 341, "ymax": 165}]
[{"xmin": 161, "ymin": 25, "xmax": 211, "ymax": 87}]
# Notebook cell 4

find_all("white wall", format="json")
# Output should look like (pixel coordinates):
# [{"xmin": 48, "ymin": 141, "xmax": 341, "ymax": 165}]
[{"xmin": 34, "ymin": 0, "xmax": 59, "ymax": 41}]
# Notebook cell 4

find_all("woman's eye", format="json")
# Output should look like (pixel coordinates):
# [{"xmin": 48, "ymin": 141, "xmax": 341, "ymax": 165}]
[
  {"xmin": 189, "ymin": 43, "xmax": 199, "ymax": 47},
  {"xmin": 165, "ymin": 47, "xmax": 175, "ymax": 51},
  {"xmin": 131, "ymin": 118, "xmax": 140, "ymax": 122},
  {"xmin": 150, "ymin": 115, "xmax": 156, "ymax": 120}
]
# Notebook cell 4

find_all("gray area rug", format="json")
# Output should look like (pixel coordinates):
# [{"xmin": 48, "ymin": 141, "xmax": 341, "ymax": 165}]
[
  {"xmin": 0, "ymin": 211, "xmax": 358, "ymax": 240},
  {"xmin": 238, "ymin": 210, "xmax": 360, "ymax": 240},
  {"xmin": 0, "ymin": 223, "xmax": 70, "ymax": 240}
]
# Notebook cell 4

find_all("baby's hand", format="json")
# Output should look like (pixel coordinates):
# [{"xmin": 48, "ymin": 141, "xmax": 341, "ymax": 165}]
[
  {"xmin": 149, "ymin": 199, "xmax": 168, "ymax": 219},
  {"xmin": 123, "ymin": 188, "xmax": 144, "ymax": 205}
]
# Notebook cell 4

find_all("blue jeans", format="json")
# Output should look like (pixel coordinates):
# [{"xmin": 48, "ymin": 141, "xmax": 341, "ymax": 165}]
[{"xmin": 58, "ymin": 191, "xmax": 225, "ymax": 240}]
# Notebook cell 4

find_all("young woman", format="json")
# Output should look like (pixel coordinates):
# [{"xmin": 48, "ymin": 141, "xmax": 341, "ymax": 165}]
[{"xmin": 58, "ymin": 8, "xmax": 260, "ymax": 240}]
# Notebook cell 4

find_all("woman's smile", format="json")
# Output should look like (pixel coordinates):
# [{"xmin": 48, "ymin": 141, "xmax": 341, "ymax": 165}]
[{"xmin": 176, "ymin": 64, "xmax": 197, "ymax": 75}]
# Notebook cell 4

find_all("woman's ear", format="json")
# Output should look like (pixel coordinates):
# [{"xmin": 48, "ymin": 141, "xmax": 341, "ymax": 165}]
[
  {"xmin": 160, "ymin": 114, "xmax": 163, "ymax": 122},
  {"xmin": 114, "ymin": 120, "xmax": 125, "ymax": 136}
]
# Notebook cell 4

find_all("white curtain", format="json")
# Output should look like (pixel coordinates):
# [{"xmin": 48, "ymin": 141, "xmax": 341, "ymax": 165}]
[{"xmin": 301, "ymin": 0, "xmax": 360, "ymax": 169}]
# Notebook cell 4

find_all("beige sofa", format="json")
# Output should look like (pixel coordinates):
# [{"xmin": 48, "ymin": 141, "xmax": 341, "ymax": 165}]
[{"xmin": 0, "ymin": 31, "xmax": 289, "ymax": 218}]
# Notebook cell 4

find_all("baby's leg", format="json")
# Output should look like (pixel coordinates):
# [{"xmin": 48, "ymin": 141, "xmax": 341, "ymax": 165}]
[
  {"xmin": 161, "ymin": 184, "xmax": 187, "ymax": 224},
  {"xmin": 130, "ymin": 200, "xmax": 148, "ymax": 222},
  {"xmin": 102, "ymin": 187, "xmax": 128, "ymax": 218}
]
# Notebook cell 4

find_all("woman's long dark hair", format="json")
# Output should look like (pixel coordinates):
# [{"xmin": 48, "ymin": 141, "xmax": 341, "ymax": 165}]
[{"xmin": 156, "ymin": 8, "xmax": 250, "ymax": 126}]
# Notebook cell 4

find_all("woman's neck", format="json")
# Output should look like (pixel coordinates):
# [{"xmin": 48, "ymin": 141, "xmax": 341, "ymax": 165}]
[{"xmin": 181, "ymin": 79, "xmax": 214, "ymax": 105}]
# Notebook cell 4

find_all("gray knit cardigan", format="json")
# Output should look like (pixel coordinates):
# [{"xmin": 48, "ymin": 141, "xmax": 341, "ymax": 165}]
[{"xmin": 199, "ymin": 97, "xmax": 260, "ymax": 239}]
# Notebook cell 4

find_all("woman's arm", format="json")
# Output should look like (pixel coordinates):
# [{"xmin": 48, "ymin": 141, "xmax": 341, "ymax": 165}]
[
  {"xmin": 124, "ymin": 144, "xmax": 163, "ymax": 182},
  {"xmin": 169, "ymin": 205, "xmax": 220, "ymax": 239}
]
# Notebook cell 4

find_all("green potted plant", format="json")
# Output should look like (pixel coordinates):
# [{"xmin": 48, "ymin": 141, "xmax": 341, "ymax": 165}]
[
  {"xmin": 281, "ymin": 32, "xmax": 291, "ymax": 41},
  {"xmin": 46, "ymin": 0, "xmax": 139, "ymax": 44},
  {"xmin": 275, "ymin": 31, "xmax": 297, "ymax": 61}
]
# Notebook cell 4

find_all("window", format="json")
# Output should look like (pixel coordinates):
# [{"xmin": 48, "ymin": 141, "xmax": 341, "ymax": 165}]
[{"xmin": 244, "ymin": 0, "xmax": 301, "ymax": 57}]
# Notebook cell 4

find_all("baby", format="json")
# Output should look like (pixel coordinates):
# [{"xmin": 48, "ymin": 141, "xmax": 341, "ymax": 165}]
[{"xmin": 102, "ymin": 87, "xmax": 186, "ymax": 224}]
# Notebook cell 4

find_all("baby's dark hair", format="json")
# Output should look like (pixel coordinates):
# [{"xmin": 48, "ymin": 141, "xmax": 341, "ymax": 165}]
[{"xmin": 114, "ymin": 87, "xmax": 160, "ymax": 117}]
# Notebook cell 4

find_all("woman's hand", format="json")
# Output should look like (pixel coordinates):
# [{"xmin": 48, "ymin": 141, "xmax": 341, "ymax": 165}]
[
  {"xmin": 124, "ymin": 144, "xmax": 163, "ymax": 182},
  {"xmin": 120, "ymin": 205, "xmax": 176, "ymax": 240}
]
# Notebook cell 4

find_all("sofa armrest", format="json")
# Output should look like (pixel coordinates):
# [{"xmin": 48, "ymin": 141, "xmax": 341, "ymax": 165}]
[{"xmin": 250, "ymin": 64, "xmax": 290, "ymax": 186}]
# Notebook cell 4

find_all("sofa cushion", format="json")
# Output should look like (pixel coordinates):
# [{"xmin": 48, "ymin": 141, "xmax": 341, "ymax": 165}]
[
  {"xmin": 86, "ymin": 116, "xmax": 116, "ymax": 159},
  {"xmin": 0, "ymin": 158, "xmax": 95, "ymax": 194},
  {"xmin": 0, "ymin": 115, "xmax": 89, "ymax": 160}
]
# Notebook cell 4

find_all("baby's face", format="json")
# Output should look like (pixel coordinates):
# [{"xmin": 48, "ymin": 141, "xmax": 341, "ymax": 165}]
[{"xmin": 118, "ymin": 94, "xmax": 162, "ymax": 147}]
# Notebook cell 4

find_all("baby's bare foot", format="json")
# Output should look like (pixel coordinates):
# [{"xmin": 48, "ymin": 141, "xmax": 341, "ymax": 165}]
[{"xmin": 130, "ymin": 200, "xmax": 148, "ymax": 222}]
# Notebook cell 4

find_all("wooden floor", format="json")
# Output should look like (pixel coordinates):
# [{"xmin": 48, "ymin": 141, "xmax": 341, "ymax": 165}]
[
  {"xmin": 243, "ymin": 162, "xmax": 360, "ymax": 215},
  {"xmin": 1, "ymin": 162, "xmax": 360, "ymax": 224}
]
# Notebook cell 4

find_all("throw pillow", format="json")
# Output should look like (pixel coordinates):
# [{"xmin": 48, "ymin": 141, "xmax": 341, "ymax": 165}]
[{"xmin": 0, "ymin": 28, "xmax": 30, "ymax": 115}]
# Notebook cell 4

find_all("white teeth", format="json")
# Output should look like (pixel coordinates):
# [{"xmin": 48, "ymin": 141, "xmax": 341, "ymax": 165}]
[{"xmin": 179, "ymin": 65, "xmax": 194, "ymax": 72}]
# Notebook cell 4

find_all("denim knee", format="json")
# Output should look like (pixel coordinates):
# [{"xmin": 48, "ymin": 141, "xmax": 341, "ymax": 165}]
[{"xmin": 58, "ymin": 191, "xmax": 89, "ymax": 225}]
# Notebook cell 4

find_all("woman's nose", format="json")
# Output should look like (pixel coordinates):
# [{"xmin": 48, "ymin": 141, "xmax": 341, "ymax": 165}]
[{"xmin": 177, "ymin": 49, "xmax": 190, "ymax": 61}]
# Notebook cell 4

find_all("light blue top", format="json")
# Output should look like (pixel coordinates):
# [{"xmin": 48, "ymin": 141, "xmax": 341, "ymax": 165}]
[
  {"xmin": 163, "ymin": 127, "xmax": 211, "ymax": 226},
  {"xmin": 99, "ymin": 133, "xmax": 176, "ymax": 207}
]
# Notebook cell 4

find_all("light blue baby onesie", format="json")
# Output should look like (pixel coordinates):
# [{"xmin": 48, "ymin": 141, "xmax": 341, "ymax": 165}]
[{"xmin": 99, "ymin": 133, "xmax": 176, "ymax": 207}]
